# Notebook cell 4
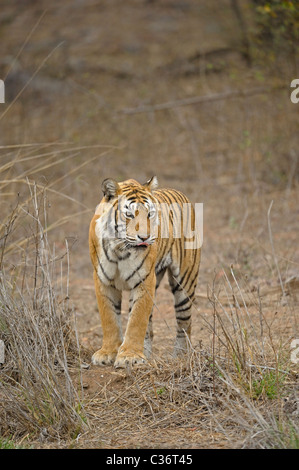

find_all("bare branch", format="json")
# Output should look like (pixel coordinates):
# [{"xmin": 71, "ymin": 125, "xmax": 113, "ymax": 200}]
[{"xmin": 120, "ymin": 85, "xmax": 285, "ymax": 115}]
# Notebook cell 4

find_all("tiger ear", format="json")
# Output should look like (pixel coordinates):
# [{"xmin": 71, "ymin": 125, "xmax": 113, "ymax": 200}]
[
  {"xmin": 102, "ymin": 178, "xmax": 120, "ymax": 200},
  {"xmin": 144, "ymin": 176, "xmax": 158, "ymax": 192}
]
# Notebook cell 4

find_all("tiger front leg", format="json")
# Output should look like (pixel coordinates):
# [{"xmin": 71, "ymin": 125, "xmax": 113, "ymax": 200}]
[
  {"xmin": 92, "ymin": 273, "xmax": 123, "ymax": 366},
  {"xmin": 114, "ymin": 272, "xmax": 155, "ymax": 368},
  {"xmin": 127, "ymin": 291, "xmax": 154, "ymax": 359}
]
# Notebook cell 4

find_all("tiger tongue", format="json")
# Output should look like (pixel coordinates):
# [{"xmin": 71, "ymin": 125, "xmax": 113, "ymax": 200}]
[{"xmin": 137, "ymin": 242, "xmax": 149, "ymax": 246}]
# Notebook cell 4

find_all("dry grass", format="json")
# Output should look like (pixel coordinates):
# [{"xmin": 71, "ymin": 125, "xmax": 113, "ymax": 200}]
[
  {"xmin": 0, "ymin": 0, "xmax": 298, "ymax": 449},
  {"xmin": 1, "ymin": 152, "xmax": 298, "ymax": 449},
  {"xmin": 77, "ymin": 270, "xmax": 298, "ymax": 449},
  {"xmin": 0, "ymin": 175, "xmax": 90, "ymax": 444}
]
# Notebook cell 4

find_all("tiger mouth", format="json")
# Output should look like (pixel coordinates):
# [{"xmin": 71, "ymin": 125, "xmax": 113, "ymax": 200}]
[
  {"xmin": 121, "ymin": 238, "xmax": 155, "ymax": 249},
  {"xmin": 131, "ymin": 241, "xmax": 154, "ymax": 249}
]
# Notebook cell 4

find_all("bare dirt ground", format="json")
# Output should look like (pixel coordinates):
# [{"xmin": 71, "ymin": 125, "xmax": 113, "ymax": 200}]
[{"xmin": 0, "ymin": 0, "xmax": 298, "ymax": 449}]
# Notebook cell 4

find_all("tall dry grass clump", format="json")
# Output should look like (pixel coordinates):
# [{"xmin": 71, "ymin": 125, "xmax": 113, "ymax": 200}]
[
  {"xmin": 203, "ymin": 267, "xmax": 298, "ymax": 448},
  {"xmin": 0, "ymin": 151, "xmax": 89, "ymax": 444}
]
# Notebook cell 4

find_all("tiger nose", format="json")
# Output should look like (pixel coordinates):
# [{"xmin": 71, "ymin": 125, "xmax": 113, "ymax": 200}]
[{"xmin": 138, "ymin": 235, "xmax": 148, "ymax": 242}]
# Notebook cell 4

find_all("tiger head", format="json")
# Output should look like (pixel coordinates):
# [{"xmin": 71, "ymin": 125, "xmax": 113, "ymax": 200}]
[{"xmin": 101, "ymin": 176, "xmax": 159, "ymax": 249}]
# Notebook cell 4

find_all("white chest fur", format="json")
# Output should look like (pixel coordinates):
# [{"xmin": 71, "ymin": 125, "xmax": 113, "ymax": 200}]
[{"xmin": 97, "ymin": 246, "xmax": 148, "ymax": 290}]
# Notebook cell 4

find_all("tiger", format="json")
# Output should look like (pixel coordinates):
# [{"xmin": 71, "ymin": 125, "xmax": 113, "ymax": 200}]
[{"xmin": 89, "ymin": 176, "xmax": 201, "ymax": 368}]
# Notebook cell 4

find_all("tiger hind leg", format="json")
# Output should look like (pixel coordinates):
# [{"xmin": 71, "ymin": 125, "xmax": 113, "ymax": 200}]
[{"xmin": 168, "ymin": 267, "xmax": 196, "ymax": 356}]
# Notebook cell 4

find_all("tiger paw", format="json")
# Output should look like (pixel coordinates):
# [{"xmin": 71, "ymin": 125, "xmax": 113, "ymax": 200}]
[
  {"xmin": 92, "ymin": 348, "xmax": 118, "ymax": 366},
  {"xmin": 114, "ymin": 350, "xmax": 147, "ymax": 369}
]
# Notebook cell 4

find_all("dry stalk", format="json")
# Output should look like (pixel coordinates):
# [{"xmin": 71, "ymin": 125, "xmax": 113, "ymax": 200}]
[{"xmin": 0, "ymin": 187, "xmax": 88, "ymax": 441}]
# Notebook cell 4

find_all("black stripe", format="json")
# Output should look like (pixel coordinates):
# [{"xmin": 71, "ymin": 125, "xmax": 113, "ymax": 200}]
[
  {"xmin": 169, "ymin": 189, "xmax": 187, "ymax": 204},
  {"xmin": 157, "ymin": 235, "xmax": 170, "ymax": 265},
  {"xmin": 189, "ymin": 290, "xmax": 196, "ymax": 300},
  {"xmin": 189, "ymin": 273, "xmax": 199, "ymax": 294},
  {"xmin": 140, "ymin": 196, "xmax": 151, "ymax": 204},
  {"xmin": 114, "ymin": 202, "xmax": 118, "ymax": 235},
  {"xmin": 131, "ymin": 258, "xmax": 155, "ymax": 289},
  {"xmin": 160, "ymin": 193, "xmax": 182, "ymax": 242},
  {"xmin": 185, "ymin": 269, "xmax": 200, "ymax": 296},
  {"xmin": 183, "ymin": 202, "xmax": 191, "ymax": 241},
  {"xmin": 102, "ymin": 239, "xmax": 117, "ymax": 264},
  {"xmin": 102, "ymin": 294, "xmax": 121, "ymax": 313},
  {"xmin": 166, "ymin": 189, "xmax": 183, "ymax": 204},
  {"xmin": 176, "ymin": 314, "xmax": 191, "ymax": 321},
  {"xmin": 172, "ymin": 247, "xmax": 199, "ymax": 296},
  {"xmin": 156, "ymin": 238, "xmax": 174, "ymax": 271},
  {"xmin": 122, "ymin": 191, "xmax": 135, "ymax": 200},
  {"xmin": 175, "ymin": 297, "xmax": 190, "ymax": 309},
  {"xmin": 117, "ymin": 251, "xmax": 131, "ymax": 261},
  {"xmin": 132, "ymin": 277, "xmax": 144, "ymax": 290},
  {"xmin": 177, "ymin": 237, "xmax": 182, "ymax": 265},
  {"xmin": 156, "ymin": 263, "xmax": 168, "ymax": 276},
  {"xmin": 125, "ymin": 249, "xmax": 150, "ymax": 281},
  {"xmin": 181, "ymin": 253, "xmax": 199, "ymax": 292},
  {"xmin": 176, "ymin": 305, "xmax": 192, "ymax": 314},
  {"xmin": 158, "ymin": 191, "xmax": 173, "ymax": 205},
  {"xmin": 157, "ymin": 191, "xmax": 175, "ymax": 211},
  {"xmin": 159, "ymin": 193, "xmax": 180, "ymax": 224},
  {"xmin": 92, "ymin": 239, "xmax": 114, "ymax": 283},
  {"xmin": 91, "ymin": 239, "xmax": 100, "ymax": 273},
  {"xmin": 129, "ymin": 292, "xmax": 144, "ymax": 311},
  {"xmin": 98, "ymin": 259, "xmax": 114, "ymax": 281},
  {"xmin": 171, "ymin": 268, "xmax": 188, "ymax": 294}
]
